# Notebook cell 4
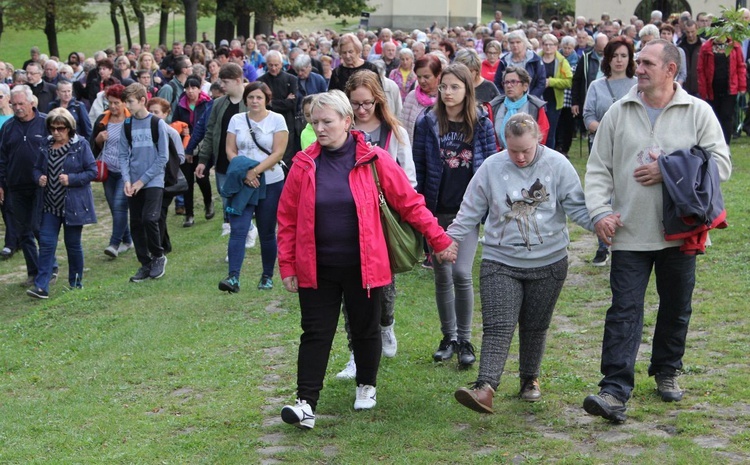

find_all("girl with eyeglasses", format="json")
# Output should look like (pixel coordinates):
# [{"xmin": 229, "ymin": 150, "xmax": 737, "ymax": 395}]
[
  {"xmin": 488, "ymin": 66, "xmax": 550, "ymax": 151},
  {"xmin": 28, "ymin": 108, "xmax": 97, "ymax": 299},
  {"xmin": 413, "ymin": 63, "xmax": 496, "ymax": 370}
]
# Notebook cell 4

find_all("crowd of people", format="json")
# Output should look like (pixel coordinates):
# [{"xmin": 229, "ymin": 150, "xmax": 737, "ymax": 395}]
[{"xmin": 0, "ymin": 6, "xmax": 736, "ymax": 429}]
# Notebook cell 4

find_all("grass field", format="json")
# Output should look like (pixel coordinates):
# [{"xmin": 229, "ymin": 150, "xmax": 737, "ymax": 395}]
[{"xmin": 0, "ymin": 135, "xmax": 748, "ymax": 463}]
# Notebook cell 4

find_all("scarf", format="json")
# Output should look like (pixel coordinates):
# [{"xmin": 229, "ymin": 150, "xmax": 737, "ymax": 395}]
[
  {"xmin": 415, "ymin": 85, "xmax": 437, "ymax": 107},
  {"xmin": 500, "ymin": 93, "xmax": 528, "ymax": 148}
]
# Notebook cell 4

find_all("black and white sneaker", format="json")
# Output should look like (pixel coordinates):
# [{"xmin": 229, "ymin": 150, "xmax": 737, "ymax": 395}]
[
  {"xmin": 281, "ymin": 399, "xmax": 315, "ymax": 429},
  {"xmin": 130, "ymin": 265, "xmax": 151, "ymax": 283},
  {"xmin": 26, "ymin": 287, "xmax": 49, "ymax": 299},
  {"xmin": 149, "ymin": 256, "xmax": 167, "ymax": 279},
  {"xmin": 592, "ymin": 248, "xmax": 609, "ymax": 266}
]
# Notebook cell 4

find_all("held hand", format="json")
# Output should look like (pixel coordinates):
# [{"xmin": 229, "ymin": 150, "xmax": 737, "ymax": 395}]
[
  {"xmin": 132, "ymin": 180, "xmax": 144, "ymax": 195},
  {"xmin": 185, "ymin": 154, "xmax": 193, "ymax": 164},
  {"xmin": 195, "ymin": 163, "xmax": 206, "ymax": 179},
  {"xmin": 282, "ymin": 276, "xmax": 299, "ymax": 293},
  {"xmin": 594, "ymin": 213, "xmax": 623, "ymax": 246},
  {"xmin": 436, "ymin": 240, "xmax": 458, "ymax": 264},
  {"xmin": 287, "ymin": 93, "xmax": 296, "ymax": 99},
  {"xmin": 244, "ymin": 170, "xmax": 260, "ymax": 188},
  {"xmin": 59, "ymin": 174, "xmax": 69, "ymax": 186},
  {"xmin": 571, "ymin": 105, "xmax": 580, "ymax": 117},
  {"xmin": 124, "ymin": 182, "xmax": 134, "ymax": 197},
  {"xmin": 39, "ymin": 175, "xmax": 48, "ymax": 187},
  {"xmin": 633, "ymin": 151, "xmax": 663, "ymax": 186}
]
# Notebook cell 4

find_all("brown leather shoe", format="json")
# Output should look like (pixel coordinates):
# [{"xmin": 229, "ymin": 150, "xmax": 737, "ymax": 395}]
[
  {"xmin": 520, "ymin": 377, "xmax": 541, "ymax": 402},
  {"xmin": 454, "ymin": 382, "xmax": 495, "ymax": 413}
]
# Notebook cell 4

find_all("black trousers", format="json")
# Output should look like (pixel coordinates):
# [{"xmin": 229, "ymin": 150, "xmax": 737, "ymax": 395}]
[
  {"xmin": 296, "ymin": 265, "xmax": 382, "ymax": 410},
  {"xmin": 708, "ymin": 94, "xmax": 736, "ymax": 145},
  {"xmin": 128, "ymin": 187, "xmax": 164, "ymax": 266}
]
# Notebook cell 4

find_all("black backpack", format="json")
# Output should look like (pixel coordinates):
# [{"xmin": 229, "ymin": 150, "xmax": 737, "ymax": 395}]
[{"xmin": 123, "ymin": 115, "xmax": 182, "ymax": 189}]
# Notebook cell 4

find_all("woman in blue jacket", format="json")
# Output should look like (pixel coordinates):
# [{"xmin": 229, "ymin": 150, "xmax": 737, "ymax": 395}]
[
  {"xmin": 413, "ymin": 63, "xmax": 497, "ymax": 369},
  {"xmin": 28, "ymin": 108, "xmax": 97, "ymax": 298}
]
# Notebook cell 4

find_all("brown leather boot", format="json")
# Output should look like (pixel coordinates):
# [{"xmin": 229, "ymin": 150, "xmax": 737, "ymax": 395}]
[
  {"xmin": 520, "ymin": 377, "xmax": 542, "ymax": 402},
  {"xmin": 454, "ymin": 382, "xmax": 495, "ymax": 413}
]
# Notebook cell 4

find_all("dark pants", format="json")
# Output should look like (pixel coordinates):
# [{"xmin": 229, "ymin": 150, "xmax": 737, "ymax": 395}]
[
  {"xmin": 708, "ymin": 94, "xmax": 736, "ymax": 145},
  {"xmin": 8, "ymin": 187, "xmax": 42, "ymax": 276},
  {"xmin": 556, "ymin": 107, "xmax": 575, "ymax": 154},
  {"xmin": 128, "ymin": 187, "xmax": 164, "ymax": 266},
  {"xmin": 599, "ymin": 248, "xmax": 696, "ymax": 402},
  {"xmin": 181, "ymin": 157, "xmax": 212, "ymax": 217},
  {"xmin": 296, "ymin": 265, "xmax": 383, "ymax": 410},
  {"xmin": 159, "ymin": 191, "xmax": 175, "ymax": 254},
  {"xmin": 1, "ymin": 194, "xmax": 19, "ymax": 251}
]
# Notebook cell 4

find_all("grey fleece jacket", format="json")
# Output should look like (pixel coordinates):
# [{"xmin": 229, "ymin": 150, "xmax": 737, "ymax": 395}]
[{"xmin": 447, "ymin": 146, "xmax": 592, "ymax": 268}]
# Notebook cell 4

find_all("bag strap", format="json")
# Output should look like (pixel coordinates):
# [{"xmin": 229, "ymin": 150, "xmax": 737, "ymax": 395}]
[
  {"xmin": 124, "ymin": 115, "xmax": 160, "ymax": 147},
  {"xmin": 370, "ymin": 163, "xmax": 387, "ymax": 208},
  {"xmin": 245, "ymin": 112, "xmax": 272, "ymax": 155},
  {"xmin": 604, "ymin": 79, "xmax": 617, "ymax": 104}
]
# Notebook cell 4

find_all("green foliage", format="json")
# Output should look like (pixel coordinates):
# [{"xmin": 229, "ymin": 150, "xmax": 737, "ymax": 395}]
[
  {"xmin": 699, "ymin": 6, "xmax": 750, "ymax": 50},
  {"xmin": 5, "ymin": 0, "xmax": 95, "ymax": 33}
]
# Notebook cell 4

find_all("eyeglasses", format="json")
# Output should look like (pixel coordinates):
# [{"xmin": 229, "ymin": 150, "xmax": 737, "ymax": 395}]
[
  {"xmin": 503, "ymin": 79, "xmax": 523, "ymax": 87},
  {"xmin": 351, "ymin": 100, "xmax": 375, "ymax": 110},
  {"xmin": 437, "ymin": 84, "xmax": 465, "ymax": 93},
  {"xmin": 49, "ymin": 126, "xmax": 68, "ymax": 133}
]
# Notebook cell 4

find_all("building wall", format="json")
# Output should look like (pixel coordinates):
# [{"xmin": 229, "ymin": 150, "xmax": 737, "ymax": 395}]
[{"xmin": 367, "ymin": 0, "xmax": 480, "ymax": 31}]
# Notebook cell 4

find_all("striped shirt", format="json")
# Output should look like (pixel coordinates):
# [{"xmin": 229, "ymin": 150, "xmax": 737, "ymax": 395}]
[{"xmin": 43, "ymin": 141, "xmax": 71, "ymax": 217}]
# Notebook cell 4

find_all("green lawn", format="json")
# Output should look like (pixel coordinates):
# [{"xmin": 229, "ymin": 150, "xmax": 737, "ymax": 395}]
[{"xmin": 1, "ymin": 137, "xmax": 748, "ymax": 463}]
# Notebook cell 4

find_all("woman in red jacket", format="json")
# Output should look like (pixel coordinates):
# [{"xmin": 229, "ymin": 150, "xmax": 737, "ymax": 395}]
[
  {"xmin": 277, "ymin": 90, "xmax": 456, "ymax": 429},
  {"xmin": 697, "ymin": 36, "xmax": 747, "ymax": 144}
]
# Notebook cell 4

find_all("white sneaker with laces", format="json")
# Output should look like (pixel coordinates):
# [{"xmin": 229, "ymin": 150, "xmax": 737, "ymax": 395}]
[
  {"xmin": 281, "ymin": 399, "xmax": 315, "ymax": 429},
  {"xmin": 245, "ymin": 224, "xmax": 258, "ymax": 248},
  {"xmin": 221, "ymin": 223, "xmax": 231, "ymax": 236},
  {"xmin": 335, "ymin": 352, "xmax": 356, "ymax": 380},
  {"xmin": 354, "ymin": 384, "xmax": 377, "ymax": 410},
  {"xmin": 381, "ymin": 322, "xmax": 397, "ymax": 358},
  {"xmin": 117, "ymin": 242, "xmax": 133, "ymax": 254}
]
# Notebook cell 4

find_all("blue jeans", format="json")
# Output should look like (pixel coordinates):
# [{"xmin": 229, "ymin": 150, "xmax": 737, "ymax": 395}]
[
  {"xmin": 215, "ymin": 172, "xmax": 228, "ymax": 223},
  {"xmin": 35, "ymin": 212, "xmax": 84, "ymax": 291},
  {"xmin": 599, "ymin": 248, "xmax": 696, "ymax": 402},
  {"xmin": 545, "ymin": 106, "xmax": 561, "ymax": 150},
  {"xmin": 103, "ymin": 171, "xmax": 132, "ymax": 247},
  {"xmin": 226, "ymin": 180, "xmax": 282, "ymax": 279}
]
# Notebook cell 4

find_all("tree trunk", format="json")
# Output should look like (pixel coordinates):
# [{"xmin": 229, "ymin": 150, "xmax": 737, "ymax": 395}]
[
  {"xmin": 1, "ymin": 3, "xmax": 7, "ymax": 46},
  {"xmin": 183, "ymin": 0, "xmax": 198, "ymax": 44},
  {"xmin": 118, "ymin": 2, "xmax": 132, "ymax": 49},
  {"xmin": 236, "ymin": 5, "xmax": 250, "ymax": 41},
  {"xmin": 214, "ymin": 0, "xmax": 234, "ymax": 45},
  {"xmin": 44, "ymin": 1, "xmax": 59, "ymax": 58},
  {"xmin": 110, "ymin": 1, "xmax": 122, "ymax": 46},
  {"xmin": 510, "ymin": 0, "xmax": 522, "ymax": 20},
  {"xmin": 159, "ymin": 0, "xmax": 169, "ymax": 47},
  {"xmin": 131, "ymin": 0, "xmax": 147, "ymax": 45},
  {"xmin": 253, "ymin": 15, "xmax": 274, "ymax": 39}
]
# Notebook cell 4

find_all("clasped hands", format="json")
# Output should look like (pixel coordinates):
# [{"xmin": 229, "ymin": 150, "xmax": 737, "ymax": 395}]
[
  {"xmin": 595, "ymin": 213, "xmax": 623, "ymax": 246},
  {"xmin": 245, "ymin": 169, "xmax": 260, "ymax": 188},
  {"xmin": 38, "ymin": 174, "xmax": 69, "ymax": 187},
  {"xmin": 435, "ymin": 240, "xmax": 458, "ymax": 264}
]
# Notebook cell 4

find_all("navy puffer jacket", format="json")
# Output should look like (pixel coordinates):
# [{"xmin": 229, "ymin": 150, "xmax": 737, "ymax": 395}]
[{"xmin": 413, "ymin": 105, "xmax": 497, "ymax": 214}]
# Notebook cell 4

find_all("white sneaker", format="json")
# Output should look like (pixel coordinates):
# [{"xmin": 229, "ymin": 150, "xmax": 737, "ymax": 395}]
[
  {"xmin": 245, "ymin": 224, "xmax": 258, "ymax": 248},
  {"xmin": 354, "ymin": 384, "xmax": 377, "ymax": 410},
  {"xmin": 221, "ymin": 223, "xmax": 231, "ymax": 236},
  {"xmin": 104, "ymin": 245, "xmax": 119, "ymax": 258},
  {"xmin": 117, "ymin": 242, "xmax": 133, "ymax": 254},
  {"xmin": 381, "ymin": 322, "xmax": 397, "ymax": 358},
  {"xmin": 335, "ymin": 352, "xmax": 357, "ymax": 380},
  {"xmin": 281, "ymin": 399, "xmax": 315, "ymax": 429}
]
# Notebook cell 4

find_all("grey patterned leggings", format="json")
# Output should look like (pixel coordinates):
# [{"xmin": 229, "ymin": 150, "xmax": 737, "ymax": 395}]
[{"xmin": 476, "ymin": 257, "xmax": 568, "ymax": 390}]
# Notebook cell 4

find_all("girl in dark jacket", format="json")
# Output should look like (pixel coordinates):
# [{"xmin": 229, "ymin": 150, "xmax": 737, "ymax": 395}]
[
  {"xmin": 413, "ymin": 63, "xmax": 497, "ymax": 369},
  {"xmin": 28, "ymin": 108, "xmax": 97, "ymax": 298},
  {"xmin": 172, "ymin": 76, "xmax": 214, "ymax": 226}
]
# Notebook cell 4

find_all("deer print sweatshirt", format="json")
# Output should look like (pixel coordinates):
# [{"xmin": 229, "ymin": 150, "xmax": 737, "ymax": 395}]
[{"xmin": 447, "ymin": 145, "xmax": 593, "ymax": 268}]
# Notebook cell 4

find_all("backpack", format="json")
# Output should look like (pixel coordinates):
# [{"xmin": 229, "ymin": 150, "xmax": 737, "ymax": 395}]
[
  {"xmin": 482, "ymin": 101, "xmax": 502, "ymax": 151},
  {"xmin": 123, "ymin": 115, "xmax": 182, "ymax": 189}
]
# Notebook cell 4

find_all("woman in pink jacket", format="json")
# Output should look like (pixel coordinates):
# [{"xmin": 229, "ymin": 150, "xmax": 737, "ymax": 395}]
[{"xmin": 277, "ymin": 90, "xmax": 456, "ymax": 429}]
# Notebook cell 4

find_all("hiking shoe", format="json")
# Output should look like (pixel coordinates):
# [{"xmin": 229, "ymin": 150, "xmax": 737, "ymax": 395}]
[
  {"xmin": 205, "ymin": 201, "xmax": 215, "ymax": 220},
  {"xmin": 22, "ymin": 275, "xmax": 36, "ymax": 287},
  {"xmin": 1, "ymin": 246, "xmax": 14, "ymax": 259},
  {"xmin": 655, "ymin": 373, "xmax": 683, "ymax": 402},
  {"xmin": 149, "ymin": 256, "xmax": 167, "ymax": 279},
  {"xmin": 433, "ymin": 336, "xmax": 457, "ymax": 362},
  {"xmin": 336, "ymin": 352, "xmax": 357, "ymax": 380},
  {"xmin": 117, "ymin": 242, "xmax": 133, "ymax": 254},
  {"xmin": 130, "ymin": 265, "xmax": 151, "ymax": 283},
  {"xmin": 281, "ymin": 399, "xmax": 315, "ymax": 429},
  {"xmin": 354, "ymin": 384, "xmax": 377, "ymax": 410},
  {"xmin": 421, "ymin": 254, "xmax": 433, "ymax": 269},
  {"xmin": 104, "ymin": 245, "xmax": 119, "ymax": 258},
  {"xmin": 592, "ymin": 248, "xmax": 609, "ymax": 266},
  {"xmin": 520, "ymin": 377, "xmax": 542, "ymax": 402},
  {"xmin": 381, "ymin": 322, "xmax": 397, "ymax": 358},
  {"xmin": 257, "ymin": 274, "xmax": 273, "ymax": 290},
  {"xmin": 221, "ymin": 222, "xmax": 231, "ymax": 236},
  {"xmin": 457, "ymin": 340, "xmax": 476, "ymax": 368},
  {"xmin": 219, "ymin": 275, "xmax": 240, "ymax": 293},
  {"xmin": 26, "ymin": 287, "xmax": 49, "ymax": 299},
  {"xmin": 175, "ymin": 206, "xmax": 185, "ymax": 215},
  {"xmin": 583, "ymin": 392, "xmax": 627, "ymax": 423},
  {"xmin": 50, "ymin": 267, "xmax": 59, "ymax": 285},
  {"xmin": 455, "ymin": 382, "xmax": 495, "ymax": 414},
  {"xmin": 183, "ymin": 216, "xmax": 194, "ymax": 227},
  {"xmin": 245, "ymin": 226, "xmax": 258, "ymax": 248}
]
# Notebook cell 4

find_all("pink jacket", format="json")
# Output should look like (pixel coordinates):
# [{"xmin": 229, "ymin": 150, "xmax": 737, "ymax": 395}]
[{"xmin": 277, "ymin": 131, "xmax": 452, "ymax": 290}]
